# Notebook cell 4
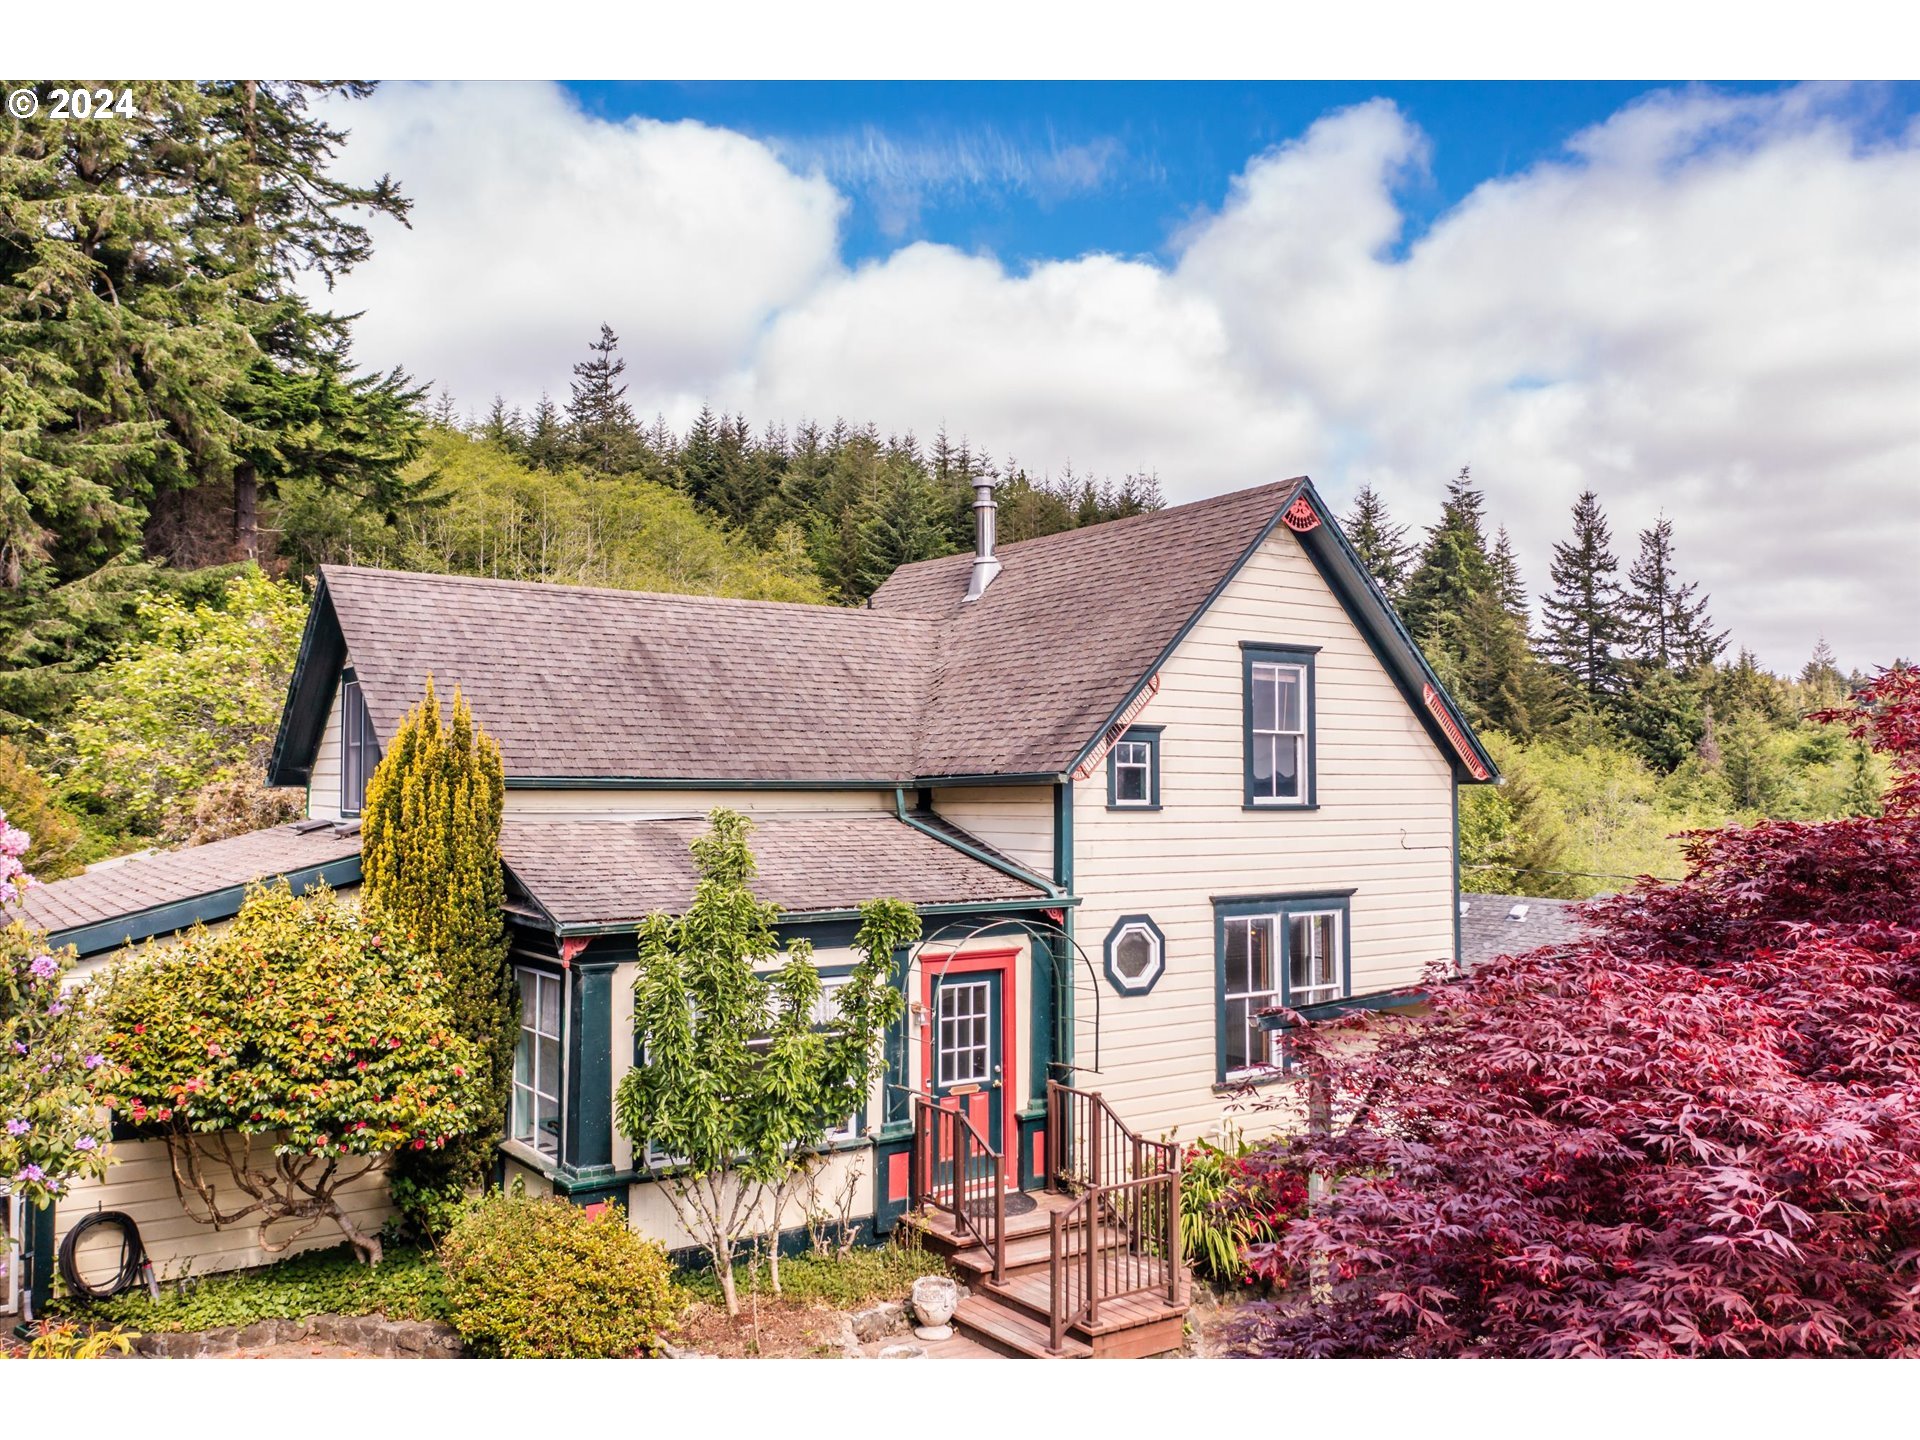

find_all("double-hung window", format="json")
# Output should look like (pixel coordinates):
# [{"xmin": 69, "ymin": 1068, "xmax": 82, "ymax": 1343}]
[
  {"xmin": 1107, "ymin": 725, "xmax": 1162, "ymax": 809},
  {"xmin": 1216, "ymin": 895, "xmax": 1349, "ymax": 1081},
  {"xmin": 744, "ymin": 972, "xmax": 862, "ymax": 1143},
  {"xmin": 339, "ymin": 674, "xmax": 381, "ymax": 816},
  {"xmin": 1243, "ymin": 645, "xmax": 1316, "ymax": 806},
  {"xmin": 511, "ymin": 968, "xmax": 564, "ymax": 1160}
]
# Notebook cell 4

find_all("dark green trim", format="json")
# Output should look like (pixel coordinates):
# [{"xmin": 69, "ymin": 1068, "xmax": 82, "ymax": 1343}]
[
  {"xmin": 1241, "ymin": 643, "xmax": 1318, "ymax": 809},
  {"xmin": 1066, "ymin": 485, "xmax": 1304, "ymax": 777},
  {"xmin": 51, "ymin": 856, "xmax": 364, "ymax": 959},
  {"xmin": 560, "ymin": 962, "xmax": 616, "ymax": 1181},
  {"xmin": 266, "ymin": 571, "xmax": 347, "ymax": 788},
  {"xmin": 893, "ymin": 787, "xmax": 1063, "ymax": 898},
  {"xmin": 915, "ymin": 772, "xmax": 1067, "ymax": 788},
  {"xmin": 1105, "ymin": 724, "xmax": 1162, "ymax": 811},
  {"xmin": 1213, "ymin": 891, "xmax": 1354, "ymax": 1084},
  {"xmin": 20, "ymin": 1196, "xmax": 54, "ymax": 1319},
  {"xmin": 542, "ymin": 895, "xmax": 1073, "ymax": 940},
  {"xmin": 1256, "ymin": 984, "xmax": 1428, "ymax": 1029},
  {"xmin": 502, "ymin": 772, "xmax": 1072, "ymax": 791},
  {"xmin": 1102, "ymin": 913, "xmax": 1167, "ymax": 996},
  {"xmin": 1051, "ymin": 780, "xmax": 1076, "ymax": 1082}
]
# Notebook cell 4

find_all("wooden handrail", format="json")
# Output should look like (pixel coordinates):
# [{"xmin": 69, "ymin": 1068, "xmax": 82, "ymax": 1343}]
[
  {"xmin": 1042, "ymin": 1081, "xmax": 1185, "ymax": 1349},
  {"xmin": 910, "ymin": 1094, "xmax": 1006, "ymax": 1285}
]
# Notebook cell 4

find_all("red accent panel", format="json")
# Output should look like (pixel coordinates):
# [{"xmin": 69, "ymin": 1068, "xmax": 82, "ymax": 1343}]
[
  {"xmin": 888, "ymin": 1150, "xmax": 910, "ymax": 1202},
  {"xmin": 581, "ymin": 1201, "xmax": 609, "ymax": 1220},
  {"xmin": 1282, "ymin": 495, "xmax": 1321, "ymax": 532},
  {"xmin": 1032, "ymin": 1129, "xmax": 1045, "ymax": 1180},
  {"xmin": 1423, "ymin": 682, "xmax": 1491, "ymax": 780}
]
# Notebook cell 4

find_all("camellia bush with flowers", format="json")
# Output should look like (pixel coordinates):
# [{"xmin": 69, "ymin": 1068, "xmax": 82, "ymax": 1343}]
[
  {"xmin": 2, "ymin": 808, "xmax": 112, "ymax": 1207},
  {"xmin": 1230, "ymin": 664, "xmax": 1920, "ymax": 1358},
  {"xmin": 94, "ymin": 881, "xmax": 487, "ymax": 1265}
]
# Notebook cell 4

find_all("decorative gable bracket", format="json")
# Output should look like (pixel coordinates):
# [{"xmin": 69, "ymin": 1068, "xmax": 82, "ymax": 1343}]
[{"xmin": 1072, "ymin": 674, "xmax": 1162, "ymax": 781}]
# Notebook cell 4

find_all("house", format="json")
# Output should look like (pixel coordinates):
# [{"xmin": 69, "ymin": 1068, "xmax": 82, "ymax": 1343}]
[{"xmin": 12, "ymin": 475, "xmax": 1497, "ymax": 1347}]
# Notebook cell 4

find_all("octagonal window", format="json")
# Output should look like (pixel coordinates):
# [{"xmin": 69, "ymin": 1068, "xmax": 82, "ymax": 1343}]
[{"xmin": 1103, "ymin": 916, "xmax": 1165, "ymax": 995}]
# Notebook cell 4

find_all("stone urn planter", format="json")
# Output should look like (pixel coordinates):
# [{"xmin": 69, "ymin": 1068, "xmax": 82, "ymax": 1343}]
[{"xmin": 911, "ymin": 1275, "xmax": 960, "ymax": 1341}]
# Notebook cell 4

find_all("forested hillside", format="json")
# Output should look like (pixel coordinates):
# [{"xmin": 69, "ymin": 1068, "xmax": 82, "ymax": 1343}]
[{"xmin": 0, "ymin": 80, "xmax": 1899, "ymax": 890}]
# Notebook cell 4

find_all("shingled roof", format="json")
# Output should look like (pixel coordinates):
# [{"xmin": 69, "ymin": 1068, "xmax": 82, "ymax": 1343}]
[
  {"xmin": 500, "ymin": 815, "xmax": 1051, "ymax": 931},
  {"xmin": 1458, "ymin": 893, "xmax": 1592, "ymax": 970},
  {"xmin": 269, "ymin": 477, "xmax": 1494, "ymax": 788},
  {"xmin": 21, "ymin": 822, "xmax": 363, "ymax": 957}
]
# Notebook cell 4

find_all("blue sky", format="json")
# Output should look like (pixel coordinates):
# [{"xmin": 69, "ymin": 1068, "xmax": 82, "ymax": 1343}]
[
  {"xmin": 327, "ymin": 80, "xmax": 1920, "ymax": 670},
  {"xmin": 564, "ymin": 81, "xmax": 1917, "ymax": 265}
]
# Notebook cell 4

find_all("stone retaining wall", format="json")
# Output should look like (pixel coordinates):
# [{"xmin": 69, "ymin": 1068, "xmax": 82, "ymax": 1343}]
[{"xmin": 132, "ymin": 1314, "xmax": 462, "ymax": 1358}]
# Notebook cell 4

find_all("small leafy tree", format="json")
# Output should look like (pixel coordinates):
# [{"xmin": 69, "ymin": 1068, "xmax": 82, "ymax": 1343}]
[
  {"xmin": 1, "ymin": 809, "xmax": 111, "ymax": 1207},
  {"xmin": 58, "ymin": 569, "xmax": 306, "ymax": 842},
  {"xmin": 613, "ymin": 810, "xmax": 913, "ymax": 1316},
  {"xmin": 94, "ymin": 883, "xmax": 486, "ymax": 1264},
  {"xmin": 359, "ymin": 677, "xmax": 516, "ymax": 1193},
  {"xmin": 1229, "ymin": 665, "xmax": 1920, "ymax": 1357}
]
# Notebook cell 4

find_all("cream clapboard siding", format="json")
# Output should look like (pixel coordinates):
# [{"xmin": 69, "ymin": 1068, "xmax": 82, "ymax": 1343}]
[
  {"xmin": 304, "ymin": 654, "xmax": 350, "ymax": 822},
  {"xmin": 55, "ymin": 1134, "xmax": 393, "ymax": 1280},
  {"xmin": 1070, "ymin": 524, "xmax": 1456, "ymax": 1142},
  {"xmin": 502, "ymin": 788, "xmax": 894, "ymax": 820},
  {"xmin": 928, "ymin": 785, "xmax": 1054, "ymax": 876}
]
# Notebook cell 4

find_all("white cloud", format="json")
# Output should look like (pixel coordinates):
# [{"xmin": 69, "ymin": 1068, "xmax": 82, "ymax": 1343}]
[{"xmin": 327, "ymin": 82, "xmax": 1920, "ymax": 672}]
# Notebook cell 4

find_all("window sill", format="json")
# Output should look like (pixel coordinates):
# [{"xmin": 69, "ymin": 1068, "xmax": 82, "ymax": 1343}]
[
  {"xmin": 1212, "ymin": 1070, "xmax": 1296, "ymax": 1095},
  {"xmin": 1105, "ymin": 803, "xmax": 1162, "ymax": 813},
  {"xmin": 497, "ymin": 1137, "xmax": 563, "ymax": 1177},
  {"xmin": 1241, "ymin": 802, "xmax": 1319, "ymax": 813}
]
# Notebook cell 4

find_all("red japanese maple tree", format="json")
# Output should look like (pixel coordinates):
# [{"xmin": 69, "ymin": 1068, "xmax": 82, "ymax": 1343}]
[{"xmin": 1230, "ymin": 665, "xmax": 1920, "ymax": 1357}]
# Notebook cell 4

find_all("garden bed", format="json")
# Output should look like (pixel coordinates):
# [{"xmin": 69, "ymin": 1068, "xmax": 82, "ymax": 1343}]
[{"xmin": 664, "ymin": 1244, "xmax": 952, "ymax": 1358}]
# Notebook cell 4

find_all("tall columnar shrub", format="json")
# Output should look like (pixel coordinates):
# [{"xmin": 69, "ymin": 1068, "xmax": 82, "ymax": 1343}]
[
  {"xmin": 95, "ymin": 883, "xmax": 485, "ymax": 1264},
  {"xmin": 1, "ymin": 809, "xmax": 111, "ymax": 1207},
  {"xmin": 359, "ymin": 677, "xmax": 515, "ymax": 1190},
  {"xmin": 1230, "ymin": 665, "xmax": 1920, "ymax": 1358}
]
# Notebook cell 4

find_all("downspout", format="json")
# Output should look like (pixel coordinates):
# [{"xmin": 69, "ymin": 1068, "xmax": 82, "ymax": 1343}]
[{"xmin": 891, "ymin": 787, "xmax": 1062, "ymax": 899}]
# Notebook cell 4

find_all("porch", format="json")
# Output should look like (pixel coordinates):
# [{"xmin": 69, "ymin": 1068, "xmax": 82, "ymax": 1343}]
[{"xmin": 910, "ymin": 1080, "xmax": 1190, "ymax": 1358}]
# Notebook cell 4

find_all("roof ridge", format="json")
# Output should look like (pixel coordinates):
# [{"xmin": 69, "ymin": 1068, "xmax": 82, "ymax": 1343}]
[{"xmin": 320, "ymin": 563, "xmax": 934, "ymax": 627}]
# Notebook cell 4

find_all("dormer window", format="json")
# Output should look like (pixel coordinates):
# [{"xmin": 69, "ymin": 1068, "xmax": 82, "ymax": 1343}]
[
  {"xmin": 1106, "ymin": 725, "xmax": 1162, "ymax": 809},
  {"xmin": 340, "ymin": 674, "xmax": 380, "ymax": 816}
]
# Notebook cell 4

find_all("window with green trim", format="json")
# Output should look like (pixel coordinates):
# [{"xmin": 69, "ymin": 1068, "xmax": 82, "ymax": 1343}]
[
  {"xmin": 1217, "ymin": 894, "xmax": 1350, "ymax": 1080},
  {"xmin": 511, "ymin": 967, "xmax": 564, "ymax": 1160},
  {"xmin": 1243, "ymin": 645, "xmax": 1316, "ymax": 806},
  {"xmin": 1106, "ymin": 725, "xmax": 1162, "ymax": 809},
  {"xmin": 339, "ymin": 675, "xmax": 381, "ymax": 817}
]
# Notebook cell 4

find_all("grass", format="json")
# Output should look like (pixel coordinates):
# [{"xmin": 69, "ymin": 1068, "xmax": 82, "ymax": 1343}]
[
  {"xmin": 673, "ymin": 1239, "xmax": 950, "ymax": 1310},
  {"xmin": 52, "ymin": 1243, "xmax": 449, "ymax": 1335}
]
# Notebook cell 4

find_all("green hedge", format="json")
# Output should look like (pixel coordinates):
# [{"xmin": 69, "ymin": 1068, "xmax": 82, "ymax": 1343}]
[{"xmin": 441, "ymin": 1195, "xmax": 675, "ymax": 1358}]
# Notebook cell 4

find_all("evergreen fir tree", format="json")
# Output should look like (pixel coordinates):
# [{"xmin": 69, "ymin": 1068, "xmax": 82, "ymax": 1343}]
[
  {"xmin": 1538, "ymin": 490, "xmax": 1631, "ymax": 703},
  {"xmin": 360, "ymin": 677, "xmax": 516, "ymax": 1188},
  {"xmin": 1623, "ymin": 515, "xmax": 1725, "ymax": 670},
  {"xmin": 478, "ymin": 395, "xmax": 525, "ymax": 452},
  {"xmin": 1490, "ymin": 528, "xmax": 1528, "ymax": 621},
  {"xmin": 1343, "ymin": 484, "xmax": 1414, "ymax": 601},
  {"xmin": 565, "ymin": 324, "xmax": 642, "ymax": 474},
  {"xmin": 682, "ymin": 406, "xmax": 724, "ymax": 509},
  {"xmin": 524, "ymin": 394, "xmax": 569, "ymax": 472},
  {"xmin": 854, "ymin": 461, "xmax": 956, "ymax": 594}
]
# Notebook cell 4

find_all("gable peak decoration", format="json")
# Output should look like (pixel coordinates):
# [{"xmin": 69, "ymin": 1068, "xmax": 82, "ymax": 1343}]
[
  {"xmin": 1282, "ymin": 495, "xmax": 1321, "ymax": 533},
  {"xmin": 1423, "ymin": 683, "xmax": 1492, "ymax": 781}
]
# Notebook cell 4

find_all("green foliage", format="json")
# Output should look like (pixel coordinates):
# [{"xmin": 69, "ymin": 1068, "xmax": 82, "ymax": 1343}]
[
  {"xmin": 675, "ymin": 1236, "xmax": 949, "ymax": 1309},
  {"xmin": 57, "ymin": 569, "xmax": 306, "ymax": 843},
  {"xmin": 15, "ymin": 1323, "xmax": 136, "ymax": 1358},
  {"xmin": 613, "ymin": 809, "xmax": 914, "ymax": 1313},
  {"xmin": 0, "ymin": 738, "xmax": 86, "ymax": 878},
  {"xmin": 94, "ymin": 883, "xmax": 487, "ymax": 1261},
  {"xmin": 441, "ymin": 1195, "xmax": 675, "ymax": 1358},
  {"xmin": 1179, "ymin": 1133, "xmax": 1306, "ymax": 1285},
  {"xmin": 1342, "ymin": 484, "xmax": 1414, "ymax": 601},
  {"xmin": 1459, "ymin": 735, "xmax": 1578, "ymax": 897},
  {"xmin": 59, "ymin": 1243, "xmax": 448, "ymax": 1333},
  {"xmin": 1538, "ymin": 489, "xmax": 1631, "ymax": 704},
  {"xmin": 274, "ymin": 427, "xmax": 826, "ymax": 601},
  {"xmin": 358, "ymin": 678, "xmax": 515, "ymax": 1188}
]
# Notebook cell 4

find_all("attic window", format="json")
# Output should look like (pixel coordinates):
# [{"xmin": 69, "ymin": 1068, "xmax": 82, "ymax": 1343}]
[
  {"xmin": 339, "ymin": 675, "xmax": 381, "ymax": 817},
  {"xmin": 1106, "ymin": 726, "xmax": 1162, "ymax": 810}
]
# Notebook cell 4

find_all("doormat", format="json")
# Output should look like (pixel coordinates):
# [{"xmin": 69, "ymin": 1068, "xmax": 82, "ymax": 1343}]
[{"xmin": 966, "ymin": 1191, "xmax": 1039, "ymax": 1219}]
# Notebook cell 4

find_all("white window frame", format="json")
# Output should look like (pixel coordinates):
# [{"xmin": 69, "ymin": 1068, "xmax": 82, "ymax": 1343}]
[
  {"xmin": 934, "ymin": 978, "xmax": 993, "ymax": 1087},
  {"xmin": 1222, "ymin": 915, "xmax": 1282, "ymax": 1079},
  {"xmin": 1111, "ymin": 739, "xmax": 1154, "ymax": 807},
  {"xmin": 511, "ymin": 967, "xmax": 565, "ymax": 1161},
  {"xmin": 1248, "ymin": 659, "xmax": 1309, "ymax": 806},
  {"xmin": 1287, "ymin": 910, "xmax": 1344, "ymax": 1008}
]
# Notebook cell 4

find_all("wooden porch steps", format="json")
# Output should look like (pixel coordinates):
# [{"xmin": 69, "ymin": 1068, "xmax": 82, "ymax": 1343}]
[{"xmin": 953, "ymin": 1293, "xmax": 1092, "ymax": 1359}]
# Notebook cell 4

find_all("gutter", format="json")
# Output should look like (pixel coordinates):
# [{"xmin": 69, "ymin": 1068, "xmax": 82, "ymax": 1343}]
[{"xmin": 891, "ymin": 787, "xmax": 1066, "ymax": 901}]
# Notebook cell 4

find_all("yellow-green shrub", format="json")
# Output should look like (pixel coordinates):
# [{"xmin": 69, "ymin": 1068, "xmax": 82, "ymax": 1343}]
[{"xmin": 441, "ymin": 1195, "xmax": 674, "ymax": 1358}]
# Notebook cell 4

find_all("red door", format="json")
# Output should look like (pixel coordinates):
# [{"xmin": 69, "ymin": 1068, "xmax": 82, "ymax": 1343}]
[{"xmin": 920, "ymin": 948, "xmax": 1019, "ymax": 1191}]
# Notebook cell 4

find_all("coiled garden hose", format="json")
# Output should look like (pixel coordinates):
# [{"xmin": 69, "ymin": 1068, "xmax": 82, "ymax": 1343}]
[{"xmin": 57, "ymin": 1209, "xmax": 156, "ymax": 1302}]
